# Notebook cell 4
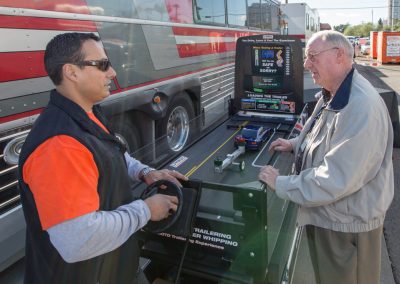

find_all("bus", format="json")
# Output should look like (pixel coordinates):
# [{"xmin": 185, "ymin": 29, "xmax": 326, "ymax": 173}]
[{"xmin": 0, "ymin": 0, "xmax": 281, "ymax": 272}]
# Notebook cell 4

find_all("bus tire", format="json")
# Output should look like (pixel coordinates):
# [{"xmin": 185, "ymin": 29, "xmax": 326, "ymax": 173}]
[
  {"xmin": 157, "ymin": 94, "xmax": 195, "ymax": 153},
  {"xmin": 110, "ymin": 115, "xmax": 141, "ymax": 154}
]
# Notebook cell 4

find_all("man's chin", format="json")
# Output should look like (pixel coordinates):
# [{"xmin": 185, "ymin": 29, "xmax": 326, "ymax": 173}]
[{"xmin": 311, "ymin": 75, "xmax": 320, "ymax": 85}]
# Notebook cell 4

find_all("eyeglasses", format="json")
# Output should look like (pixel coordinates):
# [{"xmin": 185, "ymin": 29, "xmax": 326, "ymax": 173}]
[
  {"xmin": 76, "ymin": 59, "xmax": 111, "ymax": 71},
  {"xmin": 305, "ymin": 47, "xmax": 339, "ymax": 62}
]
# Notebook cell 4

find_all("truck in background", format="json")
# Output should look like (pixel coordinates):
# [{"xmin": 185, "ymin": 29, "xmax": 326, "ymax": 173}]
[
  {"xmin": 280, "ymin": 2, "xmax": 320, "ymax": 47},
  {"xmin": 0, "ymin": 0, "xmax": 282, "ymax": 272}
]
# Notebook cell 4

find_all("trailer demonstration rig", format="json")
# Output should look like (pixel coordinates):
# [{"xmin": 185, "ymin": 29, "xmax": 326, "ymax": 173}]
[{"xmin": 135, "ymin": 34, "xmax": 307, "ymax": 283}]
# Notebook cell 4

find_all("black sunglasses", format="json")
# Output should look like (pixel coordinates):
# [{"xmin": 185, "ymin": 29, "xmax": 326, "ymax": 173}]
[{"xmin": 76, "ymin": 59, "xmax": 111, "ymax": 72}]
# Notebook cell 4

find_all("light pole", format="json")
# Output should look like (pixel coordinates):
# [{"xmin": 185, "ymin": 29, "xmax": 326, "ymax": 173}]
[
  {"xmin": 371, "ymin": 9, "xmax": 374, "ymax": 28},
  {"xmin": 391, "ymin": 0, "xmax": 394, "ymax": 31}
]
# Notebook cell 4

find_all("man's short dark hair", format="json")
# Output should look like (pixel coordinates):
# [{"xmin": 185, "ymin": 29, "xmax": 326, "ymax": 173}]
[{"xmin": 44, "ymin": 33, "xmax": 100, "ymax": 85}]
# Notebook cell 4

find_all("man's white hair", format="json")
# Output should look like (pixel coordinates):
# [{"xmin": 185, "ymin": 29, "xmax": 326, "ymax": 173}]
[{"xmin": 308, "ymin": 30, "xmax": 354, "ymax": 60}]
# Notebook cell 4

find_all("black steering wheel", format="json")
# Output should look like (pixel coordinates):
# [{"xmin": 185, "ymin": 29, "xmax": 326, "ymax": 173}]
[{"xmin": 140, "ymin": 179, "xmax": 183, "ymax": 233}]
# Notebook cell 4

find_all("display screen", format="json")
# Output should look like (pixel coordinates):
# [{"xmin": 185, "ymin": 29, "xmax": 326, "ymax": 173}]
[
  {"xmin": 252, "ymin": 45, "xmax": 286, "ymax": 76},
  {"xmin": 241, "ymin": 44, "xmax": 295, "ymax": 113},
  {"xmin": 252, "ymin": 76, "xmax": 282, "ymax": 91},
  {"xmin": 234, "ymin": 35, "xmax": 303, "ymax": 115},
  {"xmin": 245, "ymin": 45, "xmax": 291, "ymax": 94}
]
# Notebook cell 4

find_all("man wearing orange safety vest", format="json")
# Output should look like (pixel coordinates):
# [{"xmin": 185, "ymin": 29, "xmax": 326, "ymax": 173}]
[{"xmin": 18, "ymin": 32, "xmax": 186, "ymax": 284}]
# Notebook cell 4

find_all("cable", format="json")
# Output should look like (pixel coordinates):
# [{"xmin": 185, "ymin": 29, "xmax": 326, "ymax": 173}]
[{"xmin": 174, "ymin": 237, "xmax": 191, "ymax": 284}]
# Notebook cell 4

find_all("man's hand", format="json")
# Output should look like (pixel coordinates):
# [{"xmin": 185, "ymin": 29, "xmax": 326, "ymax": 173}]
[
  {"xmin": 268, "ymin": 138, "xmax": 293, "ymax": 153},
  {"xmin": 144, "ymin": 194, "xmax": 179, "ymax": 221},
  {"xmin": 143, "ymin": 169, "xmax": 188, "ymax": 187},
  {"xmin": 259, "ymin": 165, "xmax": 279, "ymax": 191}
]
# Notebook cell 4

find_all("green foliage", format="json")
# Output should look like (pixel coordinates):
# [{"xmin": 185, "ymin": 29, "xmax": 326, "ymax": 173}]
[
  {"xmin": 334, "ymin": 24, "xmax": 350, "ymax": 33},
  {"xmin": 377, "ymin": 18, "xmax": 383, "ymax": 31},
  {"xmin": 337, "ymin": 20, "xmax": 400, "ymax": 37},
  {"xmin": 343, "ymin": 23, "xmax": 374, "ymax": 37},
  {"xmin": 393, "ymin": 19, "xmax": 400, "ymax": 32},
  {"xmin": 383, "ymin": 25, "xmax": 392, "ymax": 31}
]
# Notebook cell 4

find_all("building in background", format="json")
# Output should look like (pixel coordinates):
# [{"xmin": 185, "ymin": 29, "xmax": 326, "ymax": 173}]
[
  {"xmin": 247, "ymin": 0, "xmax": 281, "ymax": 32},
  {"xmin": 320, "ymin": 23, "xmax": 332, "ymax": 31},
  {"xmin": 280, "ymin": 2, "xmax": 320, "ymax": 46},
  {"xmin": 388, "ymin": 0, "xmax": 400, "ymax": 27}
]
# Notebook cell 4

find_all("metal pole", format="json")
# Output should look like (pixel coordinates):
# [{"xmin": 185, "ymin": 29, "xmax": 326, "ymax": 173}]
[
  {"xmin": 372, "ymin": 9, "xmax": 374, "ymax": 27},
  {"xmin": 391, "ymin": 0, "xmax": 394, "ymax": 31}
]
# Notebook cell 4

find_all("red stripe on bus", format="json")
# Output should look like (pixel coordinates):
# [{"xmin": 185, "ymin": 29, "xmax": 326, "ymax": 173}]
[
  {"xmin": 0, "ymin": 109, "xmax": 43, "ymax": 124},
  {"xmin": 0, "ymin": 15, "xmax": 97, "ymax": 31},
  {"xmin": 0, "ymin": 51, "xmax": 47, "ymax": 82},
  {"xmin": 0, "ymin": 0, "xmax": 91, "ymax": 14},
  {"xmin": 290, "ymin": 34, "xmax": 306, "ymax": 39},
  {"xmin": 176, "ymin": 42, "xmax": 236, "ymax": 57}
]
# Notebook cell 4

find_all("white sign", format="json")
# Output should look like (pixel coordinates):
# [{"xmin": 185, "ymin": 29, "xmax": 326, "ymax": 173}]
[
  {"xmin": 386, "ymin": 36, "xmax": 400, "ymax": 57},
  {"xmin": 169, "ymin": 155, "xmax": 188, "ymax": 168},
  {"xmin": 158, "ymin": 227, "xmax": 239, "ymax": 251}
]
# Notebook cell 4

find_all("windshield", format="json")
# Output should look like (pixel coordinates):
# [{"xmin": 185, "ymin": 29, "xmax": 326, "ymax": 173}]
[{"xmin": 242, "ymin": 129, "xmax": 258, "ymax": 138}]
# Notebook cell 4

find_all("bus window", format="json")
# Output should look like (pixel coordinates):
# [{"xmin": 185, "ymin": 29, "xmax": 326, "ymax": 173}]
[
  {"xmin": 270, "ymin": 3, "xmax": 280, "ymax": 32},
  {"xmin": 260, "ymin": 0, "xmax": 272, "ymax": 30},
  {"xmin": 247, "ymin": 0, "xmax": 261, "ymax": 29},
  {"xmin": 86, "ymin": 0, "xmax": 134, "ymax": 18},
  {"xmin": 227, "ymin": 0, "xmax": 247, "ymax": 27},
  {"xmin": 194, "ymin": 0, "xmax": 226, "ymax": 25}
]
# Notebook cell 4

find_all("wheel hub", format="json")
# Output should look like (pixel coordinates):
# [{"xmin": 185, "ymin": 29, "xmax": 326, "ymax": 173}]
[{"xmin": 167, "ymin": 106, "xmax": 190, "ymax": 152}]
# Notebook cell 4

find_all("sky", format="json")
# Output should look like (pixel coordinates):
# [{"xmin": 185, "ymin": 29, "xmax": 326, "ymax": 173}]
[{"xmin": 281, "ymin": 0, "xmax": 388, "ymax": 27}]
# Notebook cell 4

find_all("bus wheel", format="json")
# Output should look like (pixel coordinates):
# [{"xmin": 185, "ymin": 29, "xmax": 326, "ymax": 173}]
[
  {"xmin": 110, "ymin": 115, "xmax": 141, "ymax": 154},
  {"xmin": 158, "ymin": 94, "xmax": 194, "ymax": 153}
]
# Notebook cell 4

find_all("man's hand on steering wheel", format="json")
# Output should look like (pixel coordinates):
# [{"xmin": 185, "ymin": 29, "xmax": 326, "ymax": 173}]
[
  {"xmin": 141, "ymin": 180, "xmax": 184, "ymax": 232},
  {"xmin": 144, "ymin": 194, "xmax": 179, "ymax": 221},
  {"xmin": 143, "ymin": 169, "xmax": 188, "ymax": 187}
]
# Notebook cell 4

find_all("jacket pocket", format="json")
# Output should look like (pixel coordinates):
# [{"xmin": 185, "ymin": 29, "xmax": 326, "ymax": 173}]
[
  {"xmin": 307, "ymin": 131, "xmax": 329, "ymax": 167},
  {"xmin": 307, "ymin": 116, "xmax": 336, "ymax": 167},
  {"xmin": 324, "ymin": 199, "xmax": 352, "ymax": 223}
]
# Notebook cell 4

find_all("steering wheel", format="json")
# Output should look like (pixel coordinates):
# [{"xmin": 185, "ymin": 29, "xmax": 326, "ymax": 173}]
[{"xmin": 140, "ymin": 179, "xmax": 183, "ymax": 233}]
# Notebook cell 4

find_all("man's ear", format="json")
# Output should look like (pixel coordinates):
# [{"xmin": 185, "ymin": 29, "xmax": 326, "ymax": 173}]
[
  {"xmin": 63, "ymin": 63, "xmax": 79, "ymax": 82},
  {"xmin": 336, "ymin": 48, "xmax": 345, "ymax": 63}
]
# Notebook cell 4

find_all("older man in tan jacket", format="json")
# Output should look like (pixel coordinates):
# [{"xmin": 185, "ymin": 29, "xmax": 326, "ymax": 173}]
[{"xmin": 259, "ymin": 30, "xmax": 394, "ymax": 284}]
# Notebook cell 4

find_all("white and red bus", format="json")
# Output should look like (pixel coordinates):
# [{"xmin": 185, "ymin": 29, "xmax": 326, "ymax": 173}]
[{"xmin": 0, "ymin": 0, "xmax": 281, "ymax": 271}]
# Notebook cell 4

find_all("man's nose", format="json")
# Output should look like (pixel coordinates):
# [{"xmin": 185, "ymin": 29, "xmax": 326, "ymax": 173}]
[
  {"xmin": 108, "ymin": 66, "xmax": 117, "ymax": 78},
  {"xmin": 303, "ymin": 57, "xmax": 312, "ymax": 70}
]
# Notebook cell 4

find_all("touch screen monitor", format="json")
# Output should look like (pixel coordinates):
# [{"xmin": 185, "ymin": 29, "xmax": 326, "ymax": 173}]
[{"xmin": 234, "ymin": 35, "xmax": 303, "ymax": 115}]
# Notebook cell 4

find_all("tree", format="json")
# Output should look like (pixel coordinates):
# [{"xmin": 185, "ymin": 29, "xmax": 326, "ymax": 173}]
[
  {"xmin": 377, "ymin": 18, "xmax": 383, "ymax": 31},
  {"xmin": 335, "ymin": 21, "xmax": 399, "ymax": 37},
  {"xmin": 384, "ymin": 19, "xmax": 400, "ymax": 32},
  {"xmin": 334, "ymin": 24, "xmax": 350, "ymax": 33},
  {"xmin": 394, "ymin": 19, "xmax": 400, "ymax": 32},
  {"xmin": 343, "ymin": 23, "xmax": 373, "ymax": 37}
]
